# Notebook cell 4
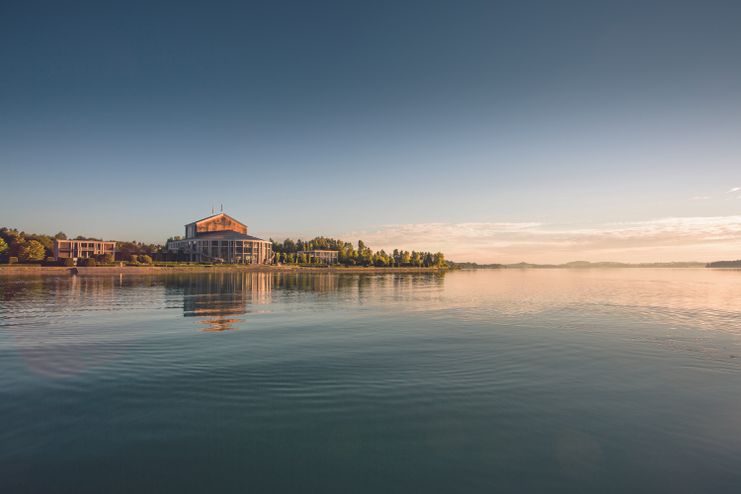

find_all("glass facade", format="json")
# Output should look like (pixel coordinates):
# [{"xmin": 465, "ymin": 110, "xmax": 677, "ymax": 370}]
[{"xmin": 168, "ymin": 238, "xmax": 272, "ymax": 264}]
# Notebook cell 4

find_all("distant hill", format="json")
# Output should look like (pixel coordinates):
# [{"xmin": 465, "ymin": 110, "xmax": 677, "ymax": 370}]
[
  {"xmin": 706, "ymin": 260, "xmax": 741, "ymax": 268},
  {"xmin": 508, "ymin": 261, "xmax": 706, "ymax": 269},
  {"xmin": 448, "ymin": 261, "xmax": 503, "ymax": 269},
  {"xmin": 452, "ymin": 260, "xmax": 707, "ymax": 269},
  {"xmin": 505, "ymin": 262, "xmax": 559, "ymax": 269}
]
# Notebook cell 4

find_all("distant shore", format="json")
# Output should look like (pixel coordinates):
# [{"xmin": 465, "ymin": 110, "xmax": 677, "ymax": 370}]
[{"xmin": 0, "ymin": 264, "xmax": 447, "ymax": 277}]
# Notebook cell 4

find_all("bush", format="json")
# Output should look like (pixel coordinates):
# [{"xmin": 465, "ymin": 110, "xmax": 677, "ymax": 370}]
[
  {"xmin": 78, "ymin": 258, "xmax": 97, "ymax": 267},
  {"xmin": 8, "ymin": 257, "xmax": 18, "ymax": 264},
  {"xmin": 129, "ymin": 254, "xmax": 139, "ymax": 264},
  {"xmin": 63, "ymin": 258, "xmax": 75, "ymax": 267},
  {"xmin": 96, "ymin": 253, "xmax": 114, "ymax": 264},
  {"xmin": 139, "ymin": 255, "xmax": 153, "ymax": 265}
]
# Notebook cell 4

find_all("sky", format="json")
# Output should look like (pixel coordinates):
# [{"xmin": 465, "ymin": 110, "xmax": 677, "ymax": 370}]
[{"xmin": 1, "ymin": 0, "xmax": 740, "ymax": 263}]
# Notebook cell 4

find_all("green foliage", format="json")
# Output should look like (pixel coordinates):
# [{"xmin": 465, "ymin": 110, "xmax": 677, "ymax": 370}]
[
  {"xmin": 1, "ymin": 227, "xmax": 72, "ymax": 260},
  {"xmin": 270, "ymin": 236, "xmax": 447, "ymax": 268},
  {"xmin": 0, "ymin": 226, "xmax": 448, "ymax": 270},
  {"xmin": 116, "ymin": 240, "xmax": 162, "ymax": 258},
  {"xmin": 63, "ymin": 258, "xmax": 76, "ymax": 267},
  {"xmin": 19, "ymin": 240, "xmax": 46, "ymax": 262},
  {"xmin": 1, "ymin": 228, "xmax": 28, "ymax": 258},
  {"xmin": 96, "ymin": 253, "xmax": 115, "ymax": 264},
  {"xmin": 8, "ymin": 256, "xmax": 18, "ymax": 264},
  {"xmin": 79, "ymin": 258, "xmax": 97, "ymax": 267}
]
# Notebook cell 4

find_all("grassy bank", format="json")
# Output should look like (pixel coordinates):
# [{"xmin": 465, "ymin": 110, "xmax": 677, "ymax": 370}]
[{"xmin": 0, "ymin": 264, "xmax": 447, "ymax": 277}]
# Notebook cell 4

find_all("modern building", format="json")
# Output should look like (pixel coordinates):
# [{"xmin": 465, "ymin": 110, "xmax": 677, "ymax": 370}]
[
  {"xmin": 297, "ymin": 250, "xmax": 339, "ymax": 264},
  {"xmin": 166, "ymin": 213, "xmax": 273, "ymax": 264},
  {"xmin": 54, "ymin": 239, "xmax": 116, "ymax": 259}
]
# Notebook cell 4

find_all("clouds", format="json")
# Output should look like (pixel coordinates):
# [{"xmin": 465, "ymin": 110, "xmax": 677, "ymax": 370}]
[
  {"xmin": 689, "ymin": 186, "xmax": 741, "ymax": 201},
  {"xmin": 346, "ymin": 216, "xmax": 741, "ymax": 263}
]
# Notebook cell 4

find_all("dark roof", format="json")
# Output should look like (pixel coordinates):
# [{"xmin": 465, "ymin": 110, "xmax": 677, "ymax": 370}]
[{"xmin": 189, "ymin": 230, "xmax": 267, "ymax": 242}]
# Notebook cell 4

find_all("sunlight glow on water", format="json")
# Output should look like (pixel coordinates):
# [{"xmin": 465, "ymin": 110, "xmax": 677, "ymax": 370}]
[{"xmin": 1, "ymin": 270, "xmax": 741, "ymax": 493}]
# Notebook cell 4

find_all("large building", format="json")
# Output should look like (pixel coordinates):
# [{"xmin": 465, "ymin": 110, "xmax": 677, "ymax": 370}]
[
  {"xmin": 54, "ymin": 239, "xmax": 116, "ymax": 259},
  {"xmin": 166, "ymin": 213, "xmax": 273, "ymax": 264}
]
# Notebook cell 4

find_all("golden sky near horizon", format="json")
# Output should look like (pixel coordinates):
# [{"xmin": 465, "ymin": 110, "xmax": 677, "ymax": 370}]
[{"xmin": 345, "ymin": 215, "xmax": 741, "ymax": 264}]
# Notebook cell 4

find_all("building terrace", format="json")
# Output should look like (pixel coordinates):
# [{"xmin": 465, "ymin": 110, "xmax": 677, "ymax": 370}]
[{"xmin": 297, "ymin": 250, "xmax": 339, "ymax": 264}]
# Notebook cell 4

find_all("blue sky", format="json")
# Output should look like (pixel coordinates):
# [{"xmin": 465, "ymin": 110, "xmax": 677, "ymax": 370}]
[{"xmin": 1, "ymin": 0, "xmax": 740, "ymax": 262}]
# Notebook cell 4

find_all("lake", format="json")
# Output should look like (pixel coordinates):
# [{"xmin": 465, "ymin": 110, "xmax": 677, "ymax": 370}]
[{"xmin": 1, "ymin": 269, "xmax": 740, "ymax": 493}]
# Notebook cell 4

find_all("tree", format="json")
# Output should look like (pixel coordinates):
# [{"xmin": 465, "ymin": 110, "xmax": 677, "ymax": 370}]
[
  {"xmin": 0, "ymin": 237, "xmax": 7, "ymax": 256},
  {"xmin": 18, "ymin": 240, "xmax": 45, "ymax": 262},
  {"xmin": 0, "ymin": 228, "xmax": 25, "ymax": 257},
  {"xmin": 97, "ymin": 253, "xmax": 114, "ymax": 264},
  {"xmin": 54, "ymin": 232, "xmax": 67, "ymax": 240},
  {"xmin": 26, "ymin": 234, "xmax": 54, "ymax": 256},
  {"xmin": 139, "ymin": 255, "xmax": 153, "ymax": 265}
]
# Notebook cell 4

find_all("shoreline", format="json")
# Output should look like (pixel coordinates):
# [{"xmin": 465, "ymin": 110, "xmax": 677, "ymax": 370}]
[{"xmin": 0, "ymin": 265, "xmax": 447, "ymax": 277}]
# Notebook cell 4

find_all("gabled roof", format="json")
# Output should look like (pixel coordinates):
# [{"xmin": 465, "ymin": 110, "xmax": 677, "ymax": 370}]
[
  {"xmin": 190, "ymin": 231, "xmax": 267, "ymax": 241},
  {"xmin": 187, "ymin": 212, "xmax": 246, "ymax": 229}
]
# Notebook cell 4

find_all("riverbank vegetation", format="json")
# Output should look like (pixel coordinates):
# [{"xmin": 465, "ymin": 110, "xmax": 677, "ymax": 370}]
[
  {"xmin": 1, "ymin": 227, "xmax": 447, "ymax": 269},
  {"xmin": 706, "ymin": 260, "xmax": 741, "ymax": 268},
  {"xmin": 0, "ymin": 227, "xmax": 162, "ymax": 264},
  {"xmin": 270, "ymin": 237, "xmax": 446, "ymax": 268}
]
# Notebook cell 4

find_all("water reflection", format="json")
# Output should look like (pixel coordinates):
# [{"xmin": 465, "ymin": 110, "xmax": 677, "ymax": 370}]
[
  {"xmin": 0, "ymin": 275, "xmax": 163, "ymax": 378},
  {"xmin": 439, "ymin": 269, "xmax": 741, "ymax": 333},
  {"xmin": 165, "ymin": 272, "xmax": 446, "ymax": 331},
  {"xmin": 171, "ymin": 273, "xmax": 272, "ymax": 332},
  {"xmin": 1, "ymin": 269, "xmax": 740, "ymax": 379},
  {"xmin": 3, "ymin": 271, "xmax": 741, "ymax": 492}
]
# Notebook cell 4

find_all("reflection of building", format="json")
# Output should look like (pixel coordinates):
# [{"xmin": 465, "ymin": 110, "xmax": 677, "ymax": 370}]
[
  {"xmin": 54, "ymin": 239, "xmax": 116, "ymax": 259},
  {"xmin": 297, "ymin": 250, "xmax": 339, "ymax": 264},
  {"xmin": 178, "ymin": 272, "xmax": 272, "ymax": 331},
  {"xmin": 166, "ymin": 213, "xmax": 272, "ymax": 264}
]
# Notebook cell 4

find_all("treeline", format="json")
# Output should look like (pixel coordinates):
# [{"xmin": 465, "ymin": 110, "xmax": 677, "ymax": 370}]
[
  {"xmin": 706, "ymin": 260, "xmax": 741, "ymax": 268},
  {"xmin": 0, "ymin": 228, "xmax": 65, "ymax": 263},
  {"xmin": 0, "ymin": 227, "xmax": 162, "ymax": 263},
  {"xmin": 448, "ymin": 261, "xmax": 503, "ymax": 269},
  {"xmin": 270, "ymin": 236, "xmax": 447, "ymax": 268}
]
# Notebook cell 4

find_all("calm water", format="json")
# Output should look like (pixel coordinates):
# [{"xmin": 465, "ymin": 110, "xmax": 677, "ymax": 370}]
[{"xmin": 1, "ymin": 269, "xmax": 741, "ymax": 493}]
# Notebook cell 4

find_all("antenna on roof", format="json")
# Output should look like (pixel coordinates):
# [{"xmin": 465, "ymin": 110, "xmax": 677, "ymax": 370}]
[
  {"xmin": 221, "ymin": 203, "xmax": 223, "ymax": 212},
  {"xmin": 211, "ymin": 203, "xmax": 214, "ymax": 215}
]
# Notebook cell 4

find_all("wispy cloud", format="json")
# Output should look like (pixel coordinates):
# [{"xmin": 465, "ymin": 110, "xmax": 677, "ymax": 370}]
[
  {"xmin": 345, "ymin": 216, "xmax": 741, "ymax": 263},
  {"xmin": 728, "ymin": 187, "xmax": 740, "ymax": 193},
  {"xmin": 690, "ymin": 196, "xmax": 711, "ymax": 201}
]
